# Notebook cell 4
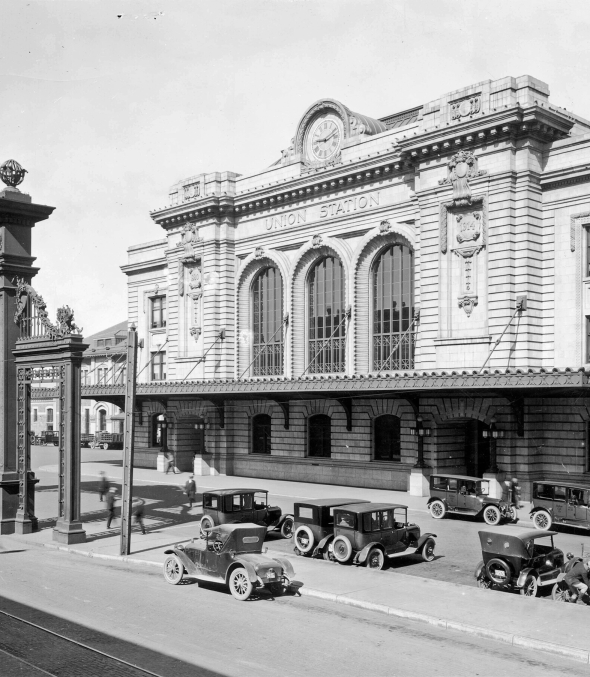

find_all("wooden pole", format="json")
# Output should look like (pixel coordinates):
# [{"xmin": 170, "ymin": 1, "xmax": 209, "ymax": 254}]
[{"xmin": 120, "ymin": 325, "xmax": 138, "ymax": 556}]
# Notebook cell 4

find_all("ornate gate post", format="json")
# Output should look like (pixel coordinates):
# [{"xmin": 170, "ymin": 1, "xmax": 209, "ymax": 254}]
[{"xmin": 0, "ymin": 161, "xmax": 54, "ymax": 534}]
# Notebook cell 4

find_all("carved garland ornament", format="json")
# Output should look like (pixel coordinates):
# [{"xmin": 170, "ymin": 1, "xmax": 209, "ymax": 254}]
[{"xmin": 439, "ymin": 151, "xmax": 487, "ymax": 207}]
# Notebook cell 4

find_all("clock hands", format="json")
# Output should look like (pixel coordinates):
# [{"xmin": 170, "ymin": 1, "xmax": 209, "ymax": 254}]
[{"xmin": 315, "ymin": 128, "xmax": 339, "ymax": 145}]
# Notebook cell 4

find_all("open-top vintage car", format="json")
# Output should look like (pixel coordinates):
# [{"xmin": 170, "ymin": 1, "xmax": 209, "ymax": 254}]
[
  {"xmin": 293, "ymin": 498, "xmax": 370, "ymax": 557},
  {"xmin": 427, "ymin": 474, "xmax": 517, "ymax": 525},
  {"xmin": 530, "ymin": 481, "xmax": 590, "ymax": 531},
  {"xmin": 200, "ymin": 489, "xmax": 294, "ymax": 539},
  {"xmin": 316, "ymin": 502, "xmax": 436, "ymax": 570},
  {"xmin": 163, "ymin": 523, "xmax": 296, "ymax": 600},
  {"xmin": 475, "ymin": 529, "xmax": 564, "ymax": 596}
]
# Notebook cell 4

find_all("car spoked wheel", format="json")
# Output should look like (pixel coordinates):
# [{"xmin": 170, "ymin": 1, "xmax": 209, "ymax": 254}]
[
  {"xmin": 519, "ymin": 574, "xmax": 539, "ymax": 597},
  {"xmin": 477, "ymin": 575, "xmax": 493, "ymax": 590},
  {"xmin": 483, "ymin": 505, "xmax": 501, "ymax": 526},
  {"xmin": 552, "ymin": 581, "xmax": 574, "ymax": 603},
  {"xmin": 533, "ymin": 510, "xmax": 552, "ymax": 531},
  {"xmin": 200, "ymin": 515, "xmax": 215, "ymax": 538},
  {"xmin": 507, "ymin": 506, "xmax": 518, "ymax": 523},
  {"xmin": 294, "ymin": 526, "xmax": 314, "ymax": 555},
  {"xmin": 429, "ymin": 500, "xmax": 446, "ymax": 520},
  {"xmin": 332, "ymin": 536, "xmax": 353, "ymax": 564},
  {"xmin": 229, "ymin": 567, "xmax": 253, "ymax": 601},
  {"xmin": 163, "ymin": 555, "xmax": 184, "ymax": 585},
  {"xmin": 366, "ymin": 547, "xmax": 385, "ymax": 570},
  {"xmin": 421, "ymin": 538, "xmax": 436, "ymax": 562},
  {"xmin": 280, "ymin": 517, "xmax": 294, "ymax": 539}
]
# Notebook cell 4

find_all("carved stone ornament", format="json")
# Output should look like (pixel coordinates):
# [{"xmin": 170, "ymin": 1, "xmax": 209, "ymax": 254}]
[
  {"xmin": 177, "ymin": 223, "xmax": 202, "ymax": 263},
  {"xmin": 182, "ymin": 182, "xmax": 200, "ymax": 202},
  {"xmin": 14, "ymin": 278, "xmax": 83, "ymax": 339},
  {"xmin": 458, "ymin": 295, "xmax": 478, "ymax": 317},
  {"xmin": 455, "ymin": 212, "xmax": 481, "ymax": 244},
  {"xmin": 349, "ymin": 116, "xmax": 366, "ymax": 136},
  {"xmin": 254, "ymin": 246, "xmax": 265, "ymax": 259},
  {"xmin": 311, "ymin": 234, "xmax": 323, "ymax": 248},
  {"xmin": 189, "ymin": 326, "xmax": 201, "ymax": 341},
  {"xmin": 379, "ymin": 219, "xmax": 392, "ymax": 234},
  {"xmin": 450, "ymin": 96, "xmax": 481, "ymax": 121},
  {"xmin": 280, "ymin": 138, "xmax": 296, "ymax": 165},
  {"xmin": 439, "ymin": 151, "xmax": 487, "ymax": 206}
]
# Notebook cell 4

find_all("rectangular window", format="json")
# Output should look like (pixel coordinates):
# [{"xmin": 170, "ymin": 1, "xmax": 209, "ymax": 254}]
[
  {"xmin": 33, "ymin": 408, "xmax": 38, "ymax": 423},
  {"xmin": 204, "ymin": 495, "xmax": 218, "ymax": 510},
  {"xmin": 46, "ymin": 408, "xmax": 53, "ymax": 431},
  {"xmin": 82, "ymin": 370, "xmax": 88, "ymax": 386},
  {"xmin": 586, "ymin": 226, "xmax": 590, "ymax": 277},
  {"xmin": 336, "ymin": 511, "xmax": 355, "ymax": 529},
  {"xmin": 431, "ymin": 476, "xmax": 447, "ymax": 491},
  {"xmin": 151, "ymin": 296, "xmax": 167, "ymax": 329},
  {"xmin": 586, "ymin": 317, "xmax": 590, "ymax": 363},
  {"xmin": 533, "ymin": 483, "xmax": 553, "ymax": 500},
  {"xmin": 84, "ymin": 409, "xmax": 90, "ymax": 434},
  {"xmin": 296, "ymin": 506, "xmax": 314, "ymax": 520},
  {"xmin": 151, "ymin": 352, "xmax": 166, "ymax": 381},
  {"xmin": 554, "ymin": 486, "xmax": 566, "ymax": 502}
]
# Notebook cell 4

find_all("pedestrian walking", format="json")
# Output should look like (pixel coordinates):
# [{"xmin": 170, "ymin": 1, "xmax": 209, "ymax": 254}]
[
  {"xmin": 98, "ymin": 471, "xmax": 109, "ymax": 501},
  {"xmin": 164, "ymin": 450, "xmax": 177, "ymax": 474},
  {"xmin": 185, "ymin": 475, "xmax": 197, "ymax": 508},
  {"xmin": 133, "ymin": 498, "xmax": 146, "ymax": 534},
  {"xmin": 106, "ymin": 487, "xmax": 117, "ymax": 529},
  {"xmin": 505, "ymin": 476, "xmax": 523, "ymax": 515}
]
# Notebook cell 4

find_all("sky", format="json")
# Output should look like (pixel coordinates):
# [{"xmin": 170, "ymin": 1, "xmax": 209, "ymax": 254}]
[{"xmin": 1, "ymin": 0, "xmax": 589, "ymax": 335}]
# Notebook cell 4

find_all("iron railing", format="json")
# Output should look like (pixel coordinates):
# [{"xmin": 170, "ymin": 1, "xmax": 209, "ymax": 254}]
[{"xmin": 373, "ymin": 331, "xmax": 416, "ymax": 371}]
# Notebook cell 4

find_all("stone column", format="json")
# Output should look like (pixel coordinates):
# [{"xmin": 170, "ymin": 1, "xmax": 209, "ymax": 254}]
[{"xmin": 0, "ymin": 182, "xmax": 54, "ymax": 534}]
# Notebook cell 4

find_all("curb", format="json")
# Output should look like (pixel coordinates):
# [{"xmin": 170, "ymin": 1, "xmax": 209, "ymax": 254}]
[{"xmin": 24, "ymin": 539, "xmax": 590, "ymax": 664}]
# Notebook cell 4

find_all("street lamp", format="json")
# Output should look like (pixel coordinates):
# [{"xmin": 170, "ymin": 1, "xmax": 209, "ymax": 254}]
[
  {"xmin": 410, "ymin": 416, "xmax": 431, "ymax": 468},
  {"xmin": 482, "ymin": 418, "xmax": 503, "ymax": 473},
  {"xmin": 158, "ymin": 413, "xmax": 168, "ymax": 455}
]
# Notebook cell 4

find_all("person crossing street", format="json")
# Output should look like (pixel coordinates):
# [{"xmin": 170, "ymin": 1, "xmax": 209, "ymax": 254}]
[{"xmin": 185, "ymin": 475, "xmax": 197, "ymax": 508}]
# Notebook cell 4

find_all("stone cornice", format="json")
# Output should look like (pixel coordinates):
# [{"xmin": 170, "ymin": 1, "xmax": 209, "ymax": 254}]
[
  {"xmin": 81, "ymin": 367, "xmax": 589, "ymax": 401},
  {"xmin": 540, "ymin": 163, "xmax": 590, "ymax": 190},
  {"xmin": 120, "ymin": 257, "xmax": 167, "ymax": 275}
]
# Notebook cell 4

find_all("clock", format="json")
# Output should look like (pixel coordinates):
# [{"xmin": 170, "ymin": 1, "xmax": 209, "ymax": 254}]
[{"xmin": 305, "ymin": 113, "xmax": 343, "ymax": 163}]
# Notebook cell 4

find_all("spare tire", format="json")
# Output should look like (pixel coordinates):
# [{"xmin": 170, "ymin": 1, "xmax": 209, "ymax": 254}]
[
  {"xmin": 486, "ymin": 557, "xmax": 512, "ymax": 585},
  {"xmin": 294, "ymin": 525, "xmax": 315, "ymax": 554},
  {"xmin": 332, "ymin": 535, "xmax": 353, "ymax": 563}
]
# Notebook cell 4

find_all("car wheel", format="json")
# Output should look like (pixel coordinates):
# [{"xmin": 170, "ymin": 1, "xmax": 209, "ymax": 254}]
[
  {"xmin": 477, "ymin": 575, "xmax": 493, "ymax": 589},
  {"xmin": 485, "ymin": 557, "xmax": 512, "ymax": 585},
  {"xmin": 421, "ymin": 537, "xmax": 436, "ymax": 562},
  {"xmin": 294, "ymin": 525, "xmax": 314, "ymax": 554},
  {"xmin": 365, "ymin": 547, "xmax": 385, "ymax": 570},
  {"xmin": 200, "ymin": 515, "xmax": 215, "ymax": 537},
  {"xmin": 163, "ymin": 555, "xmax": 184, "ymax": 585},
  {"xmin": 102, "ymin": 443, "xmax": 109, "ymax": 450},
  {"xmin": 519, "ymin": 574, "xmax": 539, "ymax": 597},
  {"xmin": 483, "ymin": 505, "xmax": 501, "ymax": 526},
  {"xmin": 533, "ymin": 510, "xmax": 552, "ymax": 531},
  {"xmin": 229, "ymin": 567, "xmax": 253, "ymax": 601},
  {"xmin": 429, "ymin": 500, "xmax": 446, "ymax": 520},
  {"xmin": 552, "ymin": 582, "xmax": 573, "ymax": 602},
  {"xmin": 332, "ymin": 536, "xmax": 353, "ymax": 564},
  {"xmin": 507, "ymin": 506, "xmax": 518, "ymax": 523},
  {"xmin": 323, "ymin": 549, "xmax": 335, "ymax": 562},
  {"xmin": 280, "ymin": 517, "xmax": 294, "ymax": 539}
]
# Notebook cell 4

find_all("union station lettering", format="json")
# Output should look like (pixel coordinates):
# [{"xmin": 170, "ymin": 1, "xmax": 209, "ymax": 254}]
[
  {"xmin": 320, "ymin": 191, "xmax": 380, "ymax": 218},
  {"xmin": 265, "ymin": 210, "xmax": 307, "ymax": 230}
]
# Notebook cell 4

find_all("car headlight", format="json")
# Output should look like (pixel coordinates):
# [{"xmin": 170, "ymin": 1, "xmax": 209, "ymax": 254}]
[{"xmin": 546, "ymin": 559, "xmax": 553, "ymax": 567}]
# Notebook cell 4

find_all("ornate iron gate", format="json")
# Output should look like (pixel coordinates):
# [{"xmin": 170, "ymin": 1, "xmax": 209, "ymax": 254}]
[{"xmin": 13, "ymin": 279, "xmax": 88, "ymax": 542}]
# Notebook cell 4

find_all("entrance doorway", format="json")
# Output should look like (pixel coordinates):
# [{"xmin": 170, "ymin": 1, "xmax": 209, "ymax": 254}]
[{"xmin": 436, "ymin": 418, "xmax": 490, "ymax": 477}]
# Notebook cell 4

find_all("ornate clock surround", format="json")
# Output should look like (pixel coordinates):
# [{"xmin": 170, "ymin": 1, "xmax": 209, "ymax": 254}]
[{"xmin": 294, "ymin": 99, "xmax": 351, "ymax": 167}]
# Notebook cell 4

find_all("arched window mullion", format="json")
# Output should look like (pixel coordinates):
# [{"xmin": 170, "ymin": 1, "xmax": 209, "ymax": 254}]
[{"xmin": 252, "ymin": 267, "xmax": 283, "ymax": 376}]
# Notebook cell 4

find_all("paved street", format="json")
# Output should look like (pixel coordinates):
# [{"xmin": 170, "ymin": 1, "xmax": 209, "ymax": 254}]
[{"xmin": 0, "ymin": 547, "xmax": 586, "ymax": 677}]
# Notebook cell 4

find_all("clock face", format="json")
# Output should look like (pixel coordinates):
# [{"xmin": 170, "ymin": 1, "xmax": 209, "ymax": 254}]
[{"xmin": 306, "ymin": 114, "xmax": 343, "ymax": 163}]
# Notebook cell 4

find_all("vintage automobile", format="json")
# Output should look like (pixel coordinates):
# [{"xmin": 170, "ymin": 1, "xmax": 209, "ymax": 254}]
[
  {"xmin": 163, "ymin": 523, "xmax": 296, "ymax": 600},
  {"xmin": 427, "ymin": 474, "xmax": 517, "ymax": 525},
  {"xmin": 316, "ymin": 502, "xmax": 436, "ymax": 570},
  {"xmin": 474, "ymin": 529, "xmax": 564, "ymax": 596},
  {"xmin": 530, "ymin": 481, "xmax": 590, "ymax": 531},
  {"xmin": 200, "ymin": 488, "xmax": 294, "ymax": 539},
  {"xmin": 292, "ymin": 498, "xmax": 370, "ymax": 556}
]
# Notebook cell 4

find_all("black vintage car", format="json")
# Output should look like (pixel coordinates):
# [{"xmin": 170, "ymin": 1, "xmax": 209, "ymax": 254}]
[
  {"xmin": 200, "ymin": 489, "xmax": 294, "ymax": 539},
  {"xmin": 427, "ymin": 474, "xmax": 517, "ymax": 525},
  {"xmin": 163, "ymin": 523, "xmax": 296, "ymax": 600},
  {"xmin": 293, "ymin": 498, "xmax": 370, "ymax": 557},
  {"xmin": 317, "ymin": 502, "xmax": 436, "ymax": 570},
  {"xmin": 530, "ymin": 481, "xmax": 590, "ymax": 531},
  {"xmin": 474, "ymin": 529, "xmax": 564, "ymax": 596}
]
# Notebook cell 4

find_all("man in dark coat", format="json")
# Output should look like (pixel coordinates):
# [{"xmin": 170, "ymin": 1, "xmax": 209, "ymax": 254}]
[
  {"xmin": 106, "ymin": 488, "xmax": 117, "ymax": 529},
  {"xmin": 98, "ymin": 471, "xmax": 109, "ymax": 501},
  {"xmin": 133, "ymin": 498, "xmax": 146, "ymax": 534},
  {"xmin": 565, "ymin": 558, "xmax": 590, "ymax": 603},
  {"xmin": 185, "ymin": 475, "xmax": 197, "ymax": 508}
]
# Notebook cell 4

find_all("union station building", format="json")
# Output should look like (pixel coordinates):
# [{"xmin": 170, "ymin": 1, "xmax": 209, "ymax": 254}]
[{"xmin": 85, "ymin": 74, "xmax": 590, "ymax": 498}]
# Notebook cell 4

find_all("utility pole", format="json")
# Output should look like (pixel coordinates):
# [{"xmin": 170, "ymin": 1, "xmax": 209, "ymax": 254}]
[{"xmin": 120, "ymin": 325, "xmax": 138, "ymax": 556}]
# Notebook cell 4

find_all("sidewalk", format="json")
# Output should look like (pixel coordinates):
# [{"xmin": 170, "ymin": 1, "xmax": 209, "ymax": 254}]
[{"xmin": 5, "ymin": 461, "xmax": 588, "ymax": 664}]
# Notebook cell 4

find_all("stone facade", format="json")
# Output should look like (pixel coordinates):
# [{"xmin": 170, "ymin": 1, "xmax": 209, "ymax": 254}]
[{"xmin": 112, "ymin": 75, "xmax": 590, "ymax": 498}]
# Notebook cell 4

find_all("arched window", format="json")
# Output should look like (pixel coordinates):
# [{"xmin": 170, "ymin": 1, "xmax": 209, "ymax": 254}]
[
  {"xmin": 374, "ymin": 415, "xmax": 401, "ymax": 462},
  {"xmin": 372, "ymin": 245, "xmax": 414, "ymax": 371},
  {"xmin": 252, "ymin": 267, "xmax": 283, "ymax": 376},
  {"xmin": 308, "ymin": 257, "xmax": 345, "ymax": 373},
  {"xmin": 308, "ymin": 414, "xmax": 331, "ymax": 458},
  {"xmin": 98, "ymin": 409, "xmax": 107, "ymax": 431},
  {"xmin": 252, "ymin": 414, "xmax": 272, "ymax": 455}
]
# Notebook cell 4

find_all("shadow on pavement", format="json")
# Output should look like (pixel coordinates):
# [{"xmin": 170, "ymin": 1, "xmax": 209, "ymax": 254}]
[{"xmin": 0, "ymin": 595, "xmax": 224, "ymax": 677}]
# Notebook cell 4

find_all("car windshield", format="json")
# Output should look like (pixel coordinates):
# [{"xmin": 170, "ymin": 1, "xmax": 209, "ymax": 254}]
[
  {"xmin": 524, "ymin": 535, "xmax": 555, "ymax": 557},
  {"xmin": 254, "ymin": 492, "xmax": 267, "ymax": 509},
  {"xmin": 336, "ymin": 511, "xmax": 356, "ymax": 529},
  {"xmin": 393, "ymin": 508, "xmax": 407, "ymax": 527}
]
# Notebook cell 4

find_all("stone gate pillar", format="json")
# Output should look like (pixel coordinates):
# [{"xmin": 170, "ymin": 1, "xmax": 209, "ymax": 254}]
[{"xmin": 0, "ymin": 163, "xmax": 54, "ymax": 534}]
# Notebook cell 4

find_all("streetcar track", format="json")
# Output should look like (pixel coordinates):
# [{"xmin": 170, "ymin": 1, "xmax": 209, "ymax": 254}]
[{"xmin": 0, "ymin": 608, "xmax": 165, "ymax": 677}]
